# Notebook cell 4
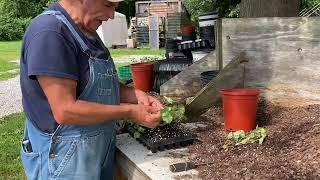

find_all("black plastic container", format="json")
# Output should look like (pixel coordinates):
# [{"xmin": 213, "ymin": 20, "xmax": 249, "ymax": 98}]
[
  {"xmin": 126, "ymin": 125, "xmax": 197, "ymax": 153},
  {"xmin": 165, "ymin": 39, "xmax": 182, "ymax": 59},
  {"xmin": 199, "ymin": 12, "xmax": 218, "ymax": 48},
  {"xmin": 153, "ymin": 57, "xmax": 192, "ymax": 92}
]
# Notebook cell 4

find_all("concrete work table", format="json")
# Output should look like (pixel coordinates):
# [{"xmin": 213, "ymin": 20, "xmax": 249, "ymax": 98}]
[{"xmin": 115, "ymin": 131, "xmax": 201, "ymax": 180}]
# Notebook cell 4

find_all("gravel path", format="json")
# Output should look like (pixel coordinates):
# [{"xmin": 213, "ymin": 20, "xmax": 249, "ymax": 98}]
[{"xmin": 0, "ymin": 76, "xmax": 23, "ymax": 118}]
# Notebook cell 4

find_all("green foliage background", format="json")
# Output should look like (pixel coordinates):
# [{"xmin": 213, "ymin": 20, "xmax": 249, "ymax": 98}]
[
  {"xmin": 0, "ymin": 0, "xmax": 50, "ymax": 40},
  {"xmin": 182, "ymin": 0, "xmax": 241, "ymax": 23},
  {"xmin": 0, "ymin": 0, "xmax": 318, "ymax": 41}
]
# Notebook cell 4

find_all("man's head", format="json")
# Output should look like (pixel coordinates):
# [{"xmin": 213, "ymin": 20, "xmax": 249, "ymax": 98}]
[{"xmin": 60, "ymin": 0, "xmax": 124, "ymax": 34}]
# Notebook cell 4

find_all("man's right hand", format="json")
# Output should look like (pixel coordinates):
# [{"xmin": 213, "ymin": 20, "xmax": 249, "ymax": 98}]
[{"xmin": 129, "ymin": 104, "xmax": 161, "ymax": 128}]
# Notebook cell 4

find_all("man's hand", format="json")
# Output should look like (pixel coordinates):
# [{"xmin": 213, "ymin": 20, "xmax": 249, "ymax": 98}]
[
  {"xmin": 129, "ymin": 104, "xmax": 161, "ymax": 128},
  {"xmin": 119, "ymin": 85, "xmax": 164, "ymax": 128},
  {"xmin": 120, "ymin": 84, "xmax": 164, "ymax": 111},
  {"xmin": 135, "ymin": 89, "xmax": 163, "ymax": 111}
]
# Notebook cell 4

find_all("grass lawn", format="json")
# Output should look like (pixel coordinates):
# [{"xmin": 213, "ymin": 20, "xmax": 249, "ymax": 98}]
[
  {"xmin": 0, "ymin": 41, "xmax": 21, "ymax": 80},
  {"xmin": 0, "ymin": 113, "xmax": 26, "ymax": 179}
]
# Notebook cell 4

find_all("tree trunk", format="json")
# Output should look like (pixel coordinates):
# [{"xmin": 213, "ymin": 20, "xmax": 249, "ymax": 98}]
[{"xmin": 240, "ymin": 0, "xmax": 301, "ymax": 17}]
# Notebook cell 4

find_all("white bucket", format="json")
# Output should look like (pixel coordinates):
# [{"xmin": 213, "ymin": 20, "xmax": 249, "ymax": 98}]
[
  {"xmin": 192, "ymin": 51, "xmax": 210, "ymax": 62},
  {"xmin": 199, "ymin": 13, "xmax": 218, "ymax": 27}
]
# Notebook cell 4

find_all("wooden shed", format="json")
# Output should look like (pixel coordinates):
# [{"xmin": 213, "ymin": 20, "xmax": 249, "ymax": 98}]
[
  {"xmin": 135, "ymin": 0, "xmax": 183, "ymax": 17},
  {"xmin": 135, "ymin": 0, "xmax": 189, "ymax": 47}
]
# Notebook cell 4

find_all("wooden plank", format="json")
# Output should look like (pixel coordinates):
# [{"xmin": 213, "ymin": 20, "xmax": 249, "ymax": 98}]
[
  {"xmin": 216, "ymin": 19, "xmax": 223, "ymax": 71},
  {"xmin": 149, "ymin": 16, "xmax": 159, "ymax": 49},
  {"xmin": 185, "ymin": 52, "xmax": 247, "ymax": 117},
  {"xmin": 160, "ymin": 50, "xmax": 216, "ymax": 97},
  {"xmin": 114, "ymin": 163, "xmax": 127, "ymax": 180},
  {"xmin": 115, "ymin": 148, "xmax": 151, "ymax": 180},
  {"xmin": 221, "ymin": 17, "xmax": 320, "ymax": 107}
]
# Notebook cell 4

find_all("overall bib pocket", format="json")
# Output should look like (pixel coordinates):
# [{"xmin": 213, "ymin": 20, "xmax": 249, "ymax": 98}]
[{"xmin": 96, "ymin": 68, "xmax": 118, "ymax": 104}]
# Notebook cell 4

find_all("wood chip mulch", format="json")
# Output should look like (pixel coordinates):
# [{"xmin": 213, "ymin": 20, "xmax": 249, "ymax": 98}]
[{"xmin": 184, "ymin": 100, "xmax": 320, "ymax": 180}]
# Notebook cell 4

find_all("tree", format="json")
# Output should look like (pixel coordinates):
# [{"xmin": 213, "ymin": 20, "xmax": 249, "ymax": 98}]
[
  {"xmin": 183, "ymin": 0, "xmax": 216, "ymax": 22},
  {"xmin": 301, "ymin": 0, "xmax": 320, "ymax": 11},
  {"xmin": 116, "ymin": 0, "xmax": 135, "ymax": 23},
  {"xmin": 240, "ymin": 0, "xmax": 302, "ymax": 17},
  {"xmin": 183, "ymin": 0, "xmax": 241, "ymax": 23},
  {"xmin": 1, "ymin": 0, "xmax": 48, "ymax": 18}
]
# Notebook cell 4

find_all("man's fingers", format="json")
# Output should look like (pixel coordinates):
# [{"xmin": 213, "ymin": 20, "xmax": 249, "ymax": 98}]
[
  {"xmin": 148, "ymin": 96, "xmax": 164, "ymax": 110},
  {"xmin": 151, "ymin": 101, "xmax": 163, "ymax": 111},
  {"xmin": 145, "ymin": 105, "xmax": 160, "ymax": 114},
  {"xmin": 138, "ymin": 101, "xmax": 148, "ymax": 105}
]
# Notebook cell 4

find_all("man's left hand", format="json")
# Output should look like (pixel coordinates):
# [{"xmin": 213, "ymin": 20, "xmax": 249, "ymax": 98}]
[{"xmin": 135, "ymin": 90, "xmax": 163, "ymax": 111}]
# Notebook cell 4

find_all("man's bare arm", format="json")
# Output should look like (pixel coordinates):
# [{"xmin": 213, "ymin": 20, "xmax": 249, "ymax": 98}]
[{"xmin": 37, "ymin": 75, "xmax": 160, "ymax": 127}]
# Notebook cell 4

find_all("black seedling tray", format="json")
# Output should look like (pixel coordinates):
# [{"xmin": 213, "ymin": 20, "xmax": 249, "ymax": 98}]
[{"xmin": 126, "ymin": 124, "xmax": 197, "ymax": 153}]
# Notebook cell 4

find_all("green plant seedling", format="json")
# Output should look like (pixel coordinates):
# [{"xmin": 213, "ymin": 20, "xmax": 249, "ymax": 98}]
[{"xmin": 226, "ymin": 127, "xmax": 267, "ymax": 146}]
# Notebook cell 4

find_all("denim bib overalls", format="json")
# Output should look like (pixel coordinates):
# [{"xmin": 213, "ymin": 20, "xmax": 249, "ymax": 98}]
[{"xmin": 21, "ymin": 10, "xmax": 120, "ymax": 180}]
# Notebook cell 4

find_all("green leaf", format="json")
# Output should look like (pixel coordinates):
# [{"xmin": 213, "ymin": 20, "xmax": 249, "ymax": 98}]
[
  {"xmin": 133, "ymin": 124, "xmax": 141, "ymax": 130},
  {"xmin": 173, "ymin": 105, "xmax": 185, "ymax": 120},
  {"xmin": 233, "ymin": 130, "xmax": 246, "ymax": 141},
  {"xmin": 256, "ymin": 127, "xmax": 267, "ymax": 135},
  {"xmin": 226, "ymin": 127, "xmax": 267, "ymax": 146},
  {"xmin": 163, "ymin": 96, "xmax": 174, "ymax": 104},
  {"xmin": 176, "ymin": 105, "xmax": 185, "ymax": 114},
  {"xmin": 239, "ymin": 137, "xmax": 251, "ymax": 145},
  {"xmin": 138, "ymin": 127, "xmax": 145, "ymax": 133},
  {"xmin": 161, "ymin": 107, "xmax": 173, "ymax": 124},
  {"xmin": 133, "ymin": 132, "xmax": 140, "ymax": 139},
  {"xmin": 248, "ymin": 132, "xmax": 256, "ymax": 139},
  {"xmin": 258, "ymin": 136, "xmax": 265, "ymax": 144},
  {"xmin": 227, "ymin": 132, "xmax": 233, "ymax": 140},
  {"xmin": 162, "ymin": 112, "xmax": 173, "ymax": 124}
]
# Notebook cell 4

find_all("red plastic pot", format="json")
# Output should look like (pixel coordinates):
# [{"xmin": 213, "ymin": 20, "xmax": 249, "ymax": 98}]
[
  {"xmin": 220, "ymin": 89, "xmax": 259, "ymax": 132},
  {"xmin": 130, "ymin": 62, "xmax": 154, "ymax": 92},
  {"xmin": 181, "ymin": 25, "xmax": 195, "ymax": 35}
]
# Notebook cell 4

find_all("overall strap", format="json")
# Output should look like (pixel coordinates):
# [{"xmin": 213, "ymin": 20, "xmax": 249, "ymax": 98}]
[{"xmin": 41, "ymin": 10, "xmax": 92, "ymax": 57}]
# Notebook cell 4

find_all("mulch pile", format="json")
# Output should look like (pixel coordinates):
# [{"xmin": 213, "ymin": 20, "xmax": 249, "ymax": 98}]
[{"xmin": 184, "ymin": 100, "xmax": 320, "ymax": 180}]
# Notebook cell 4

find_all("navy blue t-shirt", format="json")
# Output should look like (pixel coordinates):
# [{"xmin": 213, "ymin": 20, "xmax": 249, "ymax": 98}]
[{"xmin": 20, "ymin": 3, "xmax": 110, "ymax": 133}]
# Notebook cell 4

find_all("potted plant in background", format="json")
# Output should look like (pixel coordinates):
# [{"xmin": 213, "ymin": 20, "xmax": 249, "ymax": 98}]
[{"xmin": 130, "ymin": 56, "xmax": 162, "ymax": 92}]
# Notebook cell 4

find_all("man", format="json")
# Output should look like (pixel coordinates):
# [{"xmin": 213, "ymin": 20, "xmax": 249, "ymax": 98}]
[{"xmin": 20, "ymin": 0, "xmax": 163, "ymax": 179}]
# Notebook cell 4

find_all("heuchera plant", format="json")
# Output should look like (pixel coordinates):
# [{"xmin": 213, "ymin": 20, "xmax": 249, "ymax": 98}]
[
  {"xmin": 160, "ymin": 96, "xmax": 186, "ymax": 125},
  {"xmin": 131, "ymin": 96, "xmax": 187, "ymax": 138}
]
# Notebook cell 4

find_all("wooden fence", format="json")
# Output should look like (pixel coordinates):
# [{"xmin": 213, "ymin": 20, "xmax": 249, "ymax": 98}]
[{"xmin": 162, "ymin": 17, "xmax": 320, "ymax": 107}]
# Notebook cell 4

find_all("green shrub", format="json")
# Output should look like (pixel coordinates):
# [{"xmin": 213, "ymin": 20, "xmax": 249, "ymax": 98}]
[{"xmin": 0, "ymin": 13, "xmax": 31, "ymax": 41}]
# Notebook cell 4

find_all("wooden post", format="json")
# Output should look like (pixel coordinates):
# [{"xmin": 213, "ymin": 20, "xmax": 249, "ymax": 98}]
[
  {"xmin": 216, "ymin": 18, "xmax": 223, "ymax": 71},
  {"xmin": 149, "ymin": 16, "xmax": 159, "ymax": 49},
  {"xmin": 185, "ymin": 52, "xmax": 248, "ymax": 118}
]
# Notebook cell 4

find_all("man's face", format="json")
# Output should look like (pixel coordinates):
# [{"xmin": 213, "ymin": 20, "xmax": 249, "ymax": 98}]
[{"xmin": 81, "ymin": 0, "xmax": 119, "ymax": 33}]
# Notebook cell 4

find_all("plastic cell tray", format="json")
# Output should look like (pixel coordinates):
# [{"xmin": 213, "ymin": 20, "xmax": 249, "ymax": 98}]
[{"xmin": 126, "ymin": 125, "xmax": 197, "ymax": 153}]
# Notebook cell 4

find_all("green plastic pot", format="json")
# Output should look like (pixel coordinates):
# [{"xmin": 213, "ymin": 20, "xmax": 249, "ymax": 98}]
[{"xmin": 117, "ymin": 65, "xmax": 132, "ymax": 80}]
